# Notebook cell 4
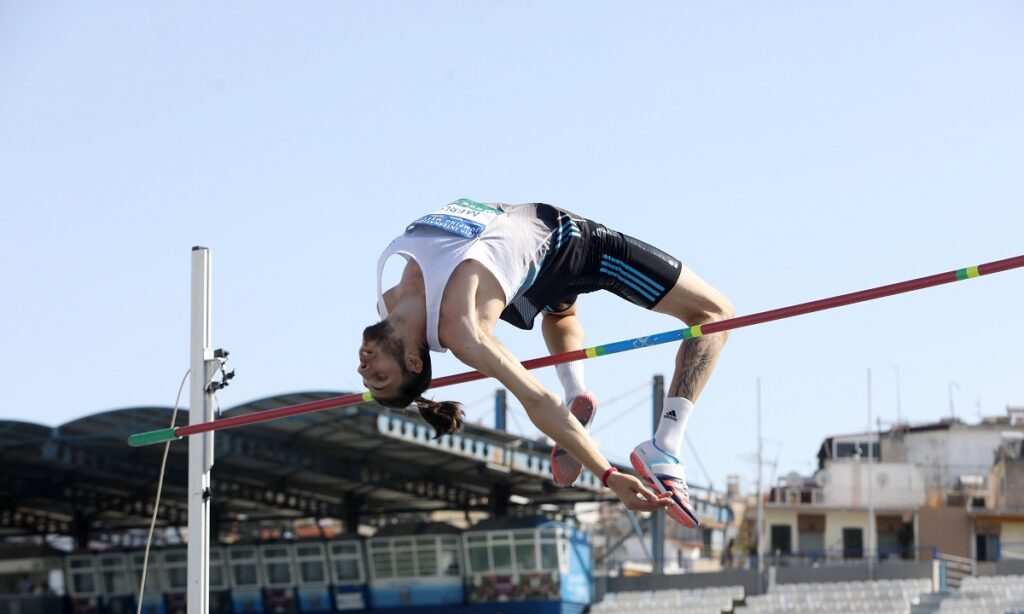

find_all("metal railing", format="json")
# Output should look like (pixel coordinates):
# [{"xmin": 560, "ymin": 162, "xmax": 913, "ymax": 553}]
[
  {"xmin": 935, "ymin": 552, "xmax": 975, "ymax": 590},
  {"xmin": 747, "ymin": 546, "xmax": 938, "ymax": 569}
]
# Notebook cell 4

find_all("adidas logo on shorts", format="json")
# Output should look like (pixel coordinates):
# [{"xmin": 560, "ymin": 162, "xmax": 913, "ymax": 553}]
[{"xmin": 663, "ymin": 409, "xmax": 677, "ymax": 420}]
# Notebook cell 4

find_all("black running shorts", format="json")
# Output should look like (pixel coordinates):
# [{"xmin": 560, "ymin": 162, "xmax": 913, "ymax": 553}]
[{"xmin": 501, "ymin": 205, "xmax": 683, "ymax": 330}]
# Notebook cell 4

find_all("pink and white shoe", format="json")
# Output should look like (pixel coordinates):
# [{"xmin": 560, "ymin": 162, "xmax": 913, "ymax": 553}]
[
  {"xmin": 550, "ymin": 392, "xmax": 598, "ymax": 486},
  {"xmin": 630, "ymin": 439, "xmax": 699, "ymax": 528}
]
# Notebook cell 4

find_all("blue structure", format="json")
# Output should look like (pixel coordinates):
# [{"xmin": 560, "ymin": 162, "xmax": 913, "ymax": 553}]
[
  {"xmin": 462, "ymin": 517, "xmax": 592, "ymax": 614},
  {"xmin": 4, "ymin": 521, "xmax": 594, "ymax": 614},
  {"xmin": 366, "ymin": 523, "xmax": 464, "ymax": 612}
]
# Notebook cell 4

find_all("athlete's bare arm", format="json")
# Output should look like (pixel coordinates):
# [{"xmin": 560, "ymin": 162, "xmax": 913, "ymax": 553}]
[{"xmin": 438, "ymin": 262, "xmax": 670, "ymax": 512}]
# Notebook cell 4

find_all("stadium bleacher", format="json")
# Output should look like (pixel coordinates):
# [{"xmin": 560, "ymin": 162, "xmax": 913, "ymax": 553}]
[
  {"xmin": 592, "ymin": 578, "xmax": 934, "ymax": 614},
  {"xmin": 591, "ymin": 585, "xmax": 745, "ymax": 614},
  {"xmin": 736, "ymin": 578, "xmax": 932, "ymax": 614},
  {"xmin": 937, "ymin": 574, "xmax": 1024, "ymax": 614}
]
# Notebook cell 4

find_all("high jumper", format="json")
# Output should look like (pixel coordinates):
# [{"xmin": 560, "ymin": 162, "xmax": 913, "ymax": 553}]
[{"xmin": 360, "ymin": 199, "xmax": 731, "ymax": 528}]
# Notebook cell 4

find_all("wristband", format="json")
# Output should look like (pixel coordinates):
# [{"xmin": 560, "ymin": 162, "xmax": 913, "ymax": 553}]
[{"xmin": 601, "ymin": 467, "xmax": 618, "ymax": 487}]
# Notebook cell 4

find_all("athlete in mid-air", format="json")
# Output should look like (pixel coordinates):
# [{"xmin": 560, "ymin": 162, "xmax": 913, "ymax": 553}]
[{"xmin": 357, "ymin": 199, "xmax": 733, "ymax": 526}]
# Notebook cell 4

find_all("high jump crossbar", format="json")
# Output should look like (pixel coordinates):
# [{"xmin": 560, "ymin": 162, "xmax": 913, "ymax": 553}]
[{"xmin": 129, "ymin": 253, "xmax": 1024, "ymax": 448}]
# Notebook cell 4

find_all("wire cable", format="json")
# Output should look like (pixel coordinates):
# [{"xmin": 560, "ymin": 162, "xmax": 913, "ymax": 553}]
[
  {"xmin": 684, "ymin": 432, "xmax": 713, "ymax": 490},
  {"xmin": 591, "ymin": 395, "xmax": 652, "ymax": 436},
  {"xmin": 136, "ymin": 369, "xmax": 189, "ymax": 614}
]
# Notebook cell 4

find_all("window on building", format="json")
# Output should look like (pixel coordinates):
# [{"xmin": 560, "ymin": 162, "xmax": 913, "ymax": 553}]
[
  {"xmin": 770, "ymin": 525, "xmax": 792, "ymax": 555},
  {"xmin": 842, "ymin": 528, "xmax": 864, "ymax": 559},
  {"xmin": 491, "ymin": 534, "xmax": 513, "ymax": 572},
  {"xmin": 329, "ymin": 542, "xmax": 364, "ymax": 584},
  {"xmin": 393, "ymin": 539, "xmax": 415, "ymax": 577},
  {"xmin": 514, "ymin": 533, "xmax": 537, "ymax": 571},
  {"xmin": 162, "ymin": 552, "xmax": 188, "ymax": 590},
  {"xmin": 836, "ymin": 442, "xmax": 880, "ymax": 459},
  {"xmin": 540, "ymin": 542, "xmax": 559, "ymax": 571},
  {"xmin": 440, "ymin": 537, "xmax": 460, "ymax": 577},
  {"xmin": 370, "ymin": 543, "xmax": 394, "ymax": 579},
  {"xmin": 229, "ymin": 549, "xmax": 260, "ymax": 587},
  {"xmin": 416, "ymin": 538, "xmax": 438, "ymax": 577},
  {"xmin": 466, "ymin": 534, "xmax": 489, "ymax": 573},
  {"xmin": 210, "ymin": 550, "xmax": 228, "ymax": 589},
  {"xmin": 977, "ymin": 534, "xmax": 1000, "ymax": 562}
]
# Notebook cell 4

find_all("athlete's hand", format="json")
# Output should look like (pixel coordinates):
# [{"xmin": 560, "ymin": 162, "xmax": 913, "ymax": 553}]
[{"xmin": 607, "ymin": 471, "xmax": 672, "ymax": 512}]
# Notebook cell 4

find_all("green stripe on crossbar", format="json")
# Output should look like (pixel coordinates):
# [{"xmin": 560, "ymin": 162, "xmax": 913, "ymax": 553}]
[
  {"xmin": 683, "ymin": 325, "xmax": 703, "ymax": 339},
  {"xmin": 128, "ymin": 427, "xmax": 179, "ymax": 447},
  {"xmin": 956, "ymin": 266, "xmax": 980, "ymax": 280}
]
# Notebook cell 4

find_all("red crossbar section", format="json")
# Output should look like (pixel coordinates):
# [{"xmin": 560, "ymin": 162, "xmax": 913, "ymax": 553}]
[
  {"xmin": 172, "ymin": 254, "xmax": 1023, "ymax": 440},
  {"xmin": 702, "ymin": 254, "xmax": 1024, "ymax": 336},
  {"xmin": 172, "ymin": 348, "xmax": 592, "ymax": 438}
]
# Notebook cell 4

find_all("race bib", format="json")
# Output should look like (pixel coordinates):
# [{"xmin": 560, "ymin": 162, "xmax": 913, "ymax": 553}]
[{"xmin": 407, "ymin": 198, "xmax": 504, "ymax": 239}]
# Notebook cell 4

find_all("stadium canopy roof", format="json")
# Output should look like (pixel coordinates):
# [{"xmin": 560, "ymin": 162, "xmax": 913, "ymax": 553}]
[{"xmin": 0, "ymin": 392, "xmax": 619, "ymax": 545}]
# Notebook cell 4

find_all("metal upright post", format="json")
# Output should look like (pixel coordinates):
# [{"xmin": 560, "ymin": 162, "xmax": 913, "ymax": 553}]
[
  {"xmin": 651, "ymin": 375, "xmax": 665, "ymax": 575},
  {"xmin": 188, "ymin": 247, "xmax": 214, "ymax": 614}
]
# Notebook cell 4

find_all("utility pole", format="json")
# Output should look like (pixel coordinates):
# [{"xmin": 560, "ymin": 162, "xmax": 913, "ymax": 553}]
[
  {"xmin": 652, "ymin": 374, "xmax": 665, "ymax": 575},
  {"xmin": 756, "ymin": 378, "xmax": 765, "ymax": 593},
  {"xmin": 867, "ymin": 368, "xmax": 875, "ymax": 580}
]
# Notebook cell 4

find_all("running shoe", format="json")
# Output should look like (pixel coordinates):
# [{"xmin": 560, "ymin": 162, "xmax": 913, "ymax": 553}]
[
  {"xmin": 550, "ymin": 392, "xmax": 598, "ymax": 486},
  {"xmin": 630, "ymin": 439, "xmax": 699, "ymax": 528}
]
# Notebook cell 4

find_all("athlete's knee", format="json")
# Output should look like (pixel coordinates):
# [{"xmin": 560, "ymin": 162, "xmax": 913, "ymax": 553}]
[
  {"xmin": 689, "ymin": 294, "xmax": 734, "ymax": 325},
  {"xmin": 711, "ymin": 295, "xmax": 735, "ymax": 322}
]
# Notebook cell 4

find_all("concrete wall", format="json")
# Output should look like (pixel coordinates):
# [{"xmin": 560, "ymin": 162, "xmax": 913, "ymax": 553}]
[
  {"xmin": 905, "ymin": 429, "xmax": 1005, "ymax": 489},
  {"xmin": 764, "ymin": 509, "xmax": 798, "ymax": 553},
  {"xmin": 823, "ymin": 510, "xmax": 869, "ymax": 554},
  {"xmin": 988, "ymin": 461, "xmax": 1006, "ymax": 508},
  {"xmin": 1005, "ymin": 461, "xmax": 1024, "ymax": 508},
  {"xmin": 821, "ymin": 462, "xmax": 926, "ymax": 508}
]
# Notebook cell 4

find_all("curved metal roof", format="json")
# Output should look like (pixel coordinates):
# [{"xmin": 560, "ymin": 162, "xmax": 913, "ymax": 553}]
[{"xmin": 0, "ymin": 391, "xmax": 617, "ymax": 543}]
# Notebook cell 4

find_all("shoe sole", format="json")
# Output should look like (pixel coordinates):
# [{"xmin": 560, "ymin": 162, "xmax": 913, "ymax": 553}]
[
  {"xmin": 629, "ymin": 451, "xmax": 700, "ymax": 528},
  {"xmin": 550, "ymin": 393, "xmax": 597, "ymax": 486}
]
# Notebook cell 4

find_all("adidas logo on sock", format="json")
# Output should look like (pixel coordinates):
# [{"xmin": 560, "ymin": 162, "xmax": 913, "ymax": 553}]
[{"xmin": 663, "ymin": 409, "xmax": 677, "ymax": 420}]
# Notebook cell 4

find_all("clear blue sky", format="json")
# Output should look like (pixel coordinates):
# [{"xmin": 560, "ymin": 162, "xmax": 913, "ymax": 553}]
[{"xmin": 2, "ymin": 1, "xmax": 1021, "ymax": 492}]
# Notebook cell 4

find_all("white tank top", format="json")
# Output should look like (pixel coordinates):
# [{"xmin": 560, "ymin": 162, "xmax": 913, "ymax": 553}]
[{"xmin": 376, "ymin": 202, "xmax": 550, "ymax": 352}]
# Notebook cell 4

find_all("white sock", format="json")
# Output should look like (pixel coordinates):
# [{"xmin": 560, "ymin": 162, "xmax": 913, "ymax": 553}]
[
  {"xmin": 654, "ymin": 396, "xmax": 693, "ymax": 455},
  {"xmin": 555, "ymin": 361, "xmax": 586, "ymax": 404}
]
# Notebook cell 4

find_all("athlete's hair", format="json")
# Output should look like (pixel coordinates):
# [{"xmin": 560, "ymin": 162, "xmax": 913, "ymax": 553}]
[{"xmin": 364, "ymin": 321, "xmax": 464, "ymax": 438}]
